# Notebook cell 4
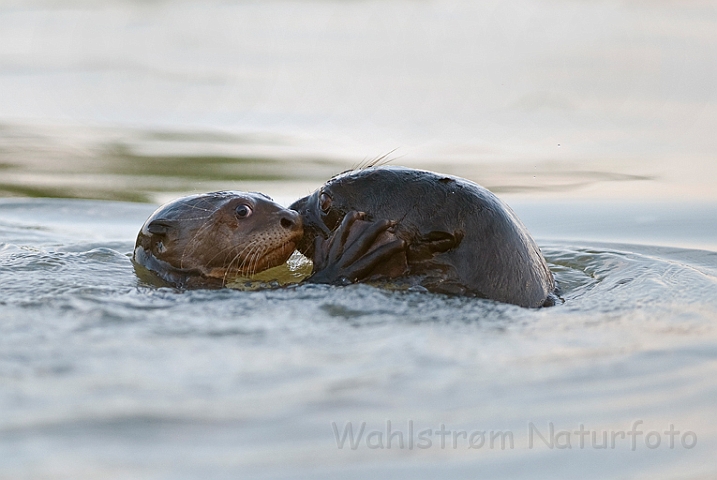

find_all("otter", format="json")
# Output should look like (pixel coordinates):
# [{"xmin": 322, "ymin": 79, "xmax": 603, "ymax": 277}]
[
  {"xmin": 290, "ymin": 166, "xmax": 557, "ymax": 307},
  {"xmin": 133, "ymin": 191, "xmax": 303, "ymax": 288}
]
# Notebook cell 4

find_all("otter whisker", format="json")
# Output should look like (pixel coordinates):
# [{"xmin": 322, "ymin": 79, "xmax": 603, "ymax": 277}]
[
  {"xmin": 202, "ymin": 240, "xmax": 246, "ymax": 270},
  {"xmin": 239, "ymin": 243, "xmax": 260, "ymax": 275},
  {"xmin": 226, "ymin": 240, "xmax": 261, "ymax": 278},
  {"xmin": 351, "ymin": 149, "xmax": 401, "ymax": 173},
  {"xmin": 236, "ymin": 241, "xmax": 263, "ymax": 276},
  {"xmin": 186, "ymin": 205, "xmax": 215, "ymax": 213},
  {"xmin": 250, "ymin": 243, "xmax": 270, "ymax": 277},
  {"xmin": 366, "ymin": 148, "xmax": 400, "ymax": 169},
  {"xmin": 254, "ymin": 246, "xmax": 269, "ymax": 276},
  {"xmin": 221, "ymin": 240, "xmax": 261, "ymax": 286},
  {"xmin": 247, "ymin": 244, "xmax": 263, "ymax": 277}
]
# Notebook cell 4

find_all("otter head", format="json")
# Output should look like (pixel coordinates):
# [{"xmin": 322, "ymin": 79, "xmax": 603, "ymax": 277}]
[
  {"xmin": 289, "ymin": 167, "xmax": 464, "ymax": 260},
  {"xmin": 133, "ymin": 191, "xmax": 302, "ymax": 287},
  {"xmin": 290, "ymin": 169, "xmax": 392, "ymax": 256}
]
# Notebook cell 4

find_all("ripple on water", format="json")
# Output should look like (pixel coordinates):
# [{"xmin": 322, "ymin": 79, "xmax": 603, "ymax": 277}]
[{"xmin": 1, "ymin": 212, "xmax": 717, "ymax": 479}]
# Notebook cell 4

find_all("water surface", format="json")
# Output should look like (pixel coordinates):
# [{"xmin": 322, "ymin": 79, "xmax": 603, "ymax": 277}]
[{"xmin": 1, "ymin": 197, "xmax": 716, "ymax": 479}]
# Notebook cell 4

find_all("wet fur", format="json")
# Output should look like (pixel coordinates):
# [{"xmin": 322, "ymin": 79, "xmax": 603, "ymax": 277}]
[
  {"xmin": 290, "ymin": 166, "xmax": 556, "ymax": 307},
  {"xmin": 133, "ymin": 191, "xmax": 301, "ymax": 288}
]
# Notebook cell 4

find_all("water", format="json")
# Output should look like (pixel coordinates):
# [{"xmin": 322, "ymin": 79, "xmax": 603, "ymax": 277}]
[
  {"xmin": 1, "ymin": 197, "xmax": 716, "ymax": 478},
  {"xmin": 1, "ymin": 0, "xmax": 717, "ymax": 478}
]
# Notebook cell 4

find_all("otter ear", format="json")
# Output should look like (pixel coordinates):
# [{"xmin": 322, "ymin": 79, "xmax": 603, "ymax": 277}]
[
  {"xmin": 146, "ymin": 220, "xmax": 175, "ymax": 236},
  {"xmin": 420, "ymin": 230, "xmax": 464, "ymax": 254}
]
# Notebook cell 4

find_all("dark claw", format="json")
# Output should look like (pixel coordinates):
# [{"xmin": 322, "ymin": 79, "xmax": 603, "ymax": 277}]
[
  {"xmin": 328, "ymin": 211, "xmax": 362, "ymax": 262},
  {"xmin": 313, "ymin": 235, "xmax": 328, "ymax": 271},
  {"xmin": 340, "ymin": 238, "xmax": 406, "ymax": 281},
  {"xmin": 340, "ymin": 219, "xmax": 394, "ymax": 267},
  {"xmin": 306, "ymin": 211, "xmax": 406, "ymax": 285}
]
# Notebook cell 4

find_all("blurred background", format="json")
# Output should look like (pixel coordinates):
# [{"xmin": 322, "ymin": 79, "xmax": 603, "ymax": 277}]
[{"xmin": 1, "ymin": 0, "xmax": 715, "ymax": 206}]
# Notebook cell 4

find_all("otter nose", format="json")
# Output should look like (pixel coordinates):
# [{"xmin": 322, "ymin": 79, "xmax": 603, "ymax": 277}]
[{"xmin": 280, "ymin": 210, "xmax": 302, "ymax": 231}]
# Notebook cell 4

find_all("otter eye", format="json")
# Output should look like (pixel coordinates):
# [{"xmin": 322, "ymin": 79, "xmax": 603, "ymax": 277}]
[
  {"xmin": 319, "ymin": 192, "xmax": 332, "ymax": 212},
  {"xmin": 236, "ymin": 204, "xmax": 253, "ymax": 218}
]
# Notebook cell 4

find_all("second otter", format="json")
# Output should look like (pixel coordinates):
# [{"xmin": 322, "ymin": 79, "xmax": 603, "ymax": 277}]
[{"xmin": 290, "ymin": 166, "xmax": 557, "ymax": 308}]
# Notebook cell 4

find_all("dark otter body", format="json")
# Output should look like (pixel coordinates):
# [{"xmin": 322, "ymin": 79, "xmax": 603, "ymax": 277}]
[
  {"xmin": 290, "ymin": 166, "xmax": 556, "ymax": 307},
  {"xmin": 133, "ymin": 191, "xmax": 302, "ymax": 288}
]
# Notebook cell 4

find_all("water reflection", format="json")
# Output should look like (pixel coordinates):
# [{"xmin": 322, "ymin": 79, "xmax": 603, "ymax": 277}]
[
  {"xmin": 1, "ymin": 0, "xmax": 716, "ymax": 202},
  {"xmin": 0, "ymin": 123, "xmax": 673, "ymax": 204}
]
